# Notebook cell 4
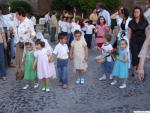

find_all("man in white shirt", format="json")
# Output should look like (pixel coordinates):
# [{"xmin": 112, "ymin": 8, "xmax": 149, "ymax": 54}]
[
  {"xmin": 85, "ymin": 20, "xmax": 95, "ymax": 48},
  {"xmin": 97, "ymin": 3, "xmax": 111, "ymax": 26},
  {"xmin": 68, "ymin": 19, "xmax": 81, "ymax": 47},
  {"xmin": 44, "ymin": 11, "xmax": 51, "ymax": 37},
  {"xmin": 1, "ymin": 12, "xmax": 17, "ymax": 67},
  {"xmin": 50, "ymin": 11, "xmax": 57, "ymax": 42},
  {"xmin": 60, "ymin": 17, "xmax": 68, "ymax": 33},
  {"xmin": 53, "ymin": 32, "xmax": 69, "ymax": 89},
  {"xmin": 30, "ymin": 15, "xmax": 36, "ymax": 30},
  {"xmin": 15, "ymin": 7, "xmax": 36, "ymax": 73},
  {"xmin": 0, "ymin": 19, "xmax": 7, "ymax": 80}
]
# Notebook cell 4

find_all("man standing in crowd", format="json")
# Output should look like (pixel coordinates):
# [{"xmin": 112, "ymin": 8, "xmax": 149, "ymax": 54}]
[
  {"xmin": 96, "ymin": 3, "xmax": 111, "ymax": 26},
  {"xmin": 50, "ymin": 11, "xmax": 57, "ymax": 42},
  {"xmin": 0, "ymin": 7, "xmax": 15, "ymax": 68},
  {"xmin": 44, "ymin": 11, "xmax": 51, "ymax": 38},
  {"xmin": 0, "ymin": 18, "xmax": 7, "ymax": 81}
]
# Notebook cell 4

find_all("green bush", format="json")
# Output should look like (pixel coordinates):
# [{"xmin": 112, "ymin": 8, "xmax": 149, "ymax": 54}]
[
  {"xmin": 0, "ymin": 3, "xmax": 9, "ymax": 14},
  {"xmin": 52, "ymin": 0, "xmax": 121, "ymax": 15},
  {"xmin": 10, "ymin": 0, "xmax": 31, "ymax": 13},
  {"xmin": 98, "ymin": 0, "xmax": 121, "ymax": 13}
]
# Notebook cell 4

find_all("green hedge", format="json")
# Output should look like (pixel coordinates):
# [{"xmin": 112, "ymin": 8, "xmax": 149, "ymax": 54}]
[
  {"xmin": 10, "ymin": 0, "xmax": 31, "ymax": 13},
  {"xmin": 52, "ymin": 0, "xmax": 121, "ymax": 15},
  {"xmin": 0, "ymin": 3, "xmax": 9, "ymax": 14}
]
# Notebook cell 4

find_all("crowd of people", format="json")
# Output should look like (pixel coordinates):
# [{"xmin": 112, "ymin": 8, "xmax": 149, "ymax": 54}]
[{"xmin": 0, "ymin": 2, "xmax": 150, "ymax": 92}]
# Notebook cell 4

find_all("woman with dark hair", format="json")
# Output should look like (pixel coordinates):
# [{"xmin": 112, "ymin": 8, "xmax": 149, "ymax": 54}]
[
  {"xmin": 116, "ymin": 8, "xmax": 132, "ymax": 68},
  {"xmin": 128, "ymin": 6, "xmax": 149, "ymax": 76},
  {"xmin": 96, "ymin": 3, "xmax": 111, "ymax": 26},
  {"xmin": 15, "ymin": 7, "xmax": 36, "ymax": 75},
  {"xmin": 95, "ymin": 16, "xmax": 109, "ymax": 47}
]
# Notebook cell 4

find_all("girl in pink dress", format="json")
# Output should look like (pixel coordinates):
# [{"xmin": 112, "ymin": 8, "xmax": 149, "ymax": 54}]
[
  {"xmin": 96, "ymin": 16, "xmax": 109, "ymax": 47},
  {"xmin": 34, "ymin": 39, "xmax": 52, "ymax": 92}
]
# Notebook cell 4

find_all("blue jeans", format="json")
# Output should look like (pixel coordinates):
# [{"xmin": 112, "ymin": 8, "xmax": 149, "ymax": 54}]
[
  {"xmin": 101, "ymin": 61, "xmax": 113, "ymax": 74},
  {"xmin": 67, "ymin": 33, "xmax": 71, "ymax": 46},
  {"xmin": 85, "ymin": 34, "xmax": 92, "ymax": 48},
  {"xmin": 68, "ymin": 33, "xmax": 74, "ymax": 47},
  {"xmin": 43, "ymin": 22, "xmax": 51, "ymax": 37},
  {"xmin": 0, "ymin": 43, "xmax": 6, "ymax": 77},
  {"xmin": 10, "ymin": 35, "xmax": 15, "ymax": 58},
  {"xmin": 57, "ymin": 59, "xmax": 68, "ymax": 84}
]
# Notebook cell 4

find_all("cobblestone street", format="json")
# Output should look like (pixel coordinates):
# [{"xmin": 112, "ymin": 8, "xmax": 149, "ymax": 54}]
[{"xmin": 0, "ymin": 45, "xmax": 150, "ymax": 113}]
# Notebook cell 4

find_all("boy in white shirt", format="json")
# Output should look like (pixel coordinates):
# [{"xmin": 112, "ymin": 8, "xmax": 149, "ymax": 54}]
[
  {"xmin": 85, "ymin": 20, "xmax": 95, "ymax": 48},
  {"xmin": 53, "ymin": 32, "xmax": 69, "ymax": 89},
  {"xmin": 96, "ymin": 35, "xmax": 113, "ymax": 80}
]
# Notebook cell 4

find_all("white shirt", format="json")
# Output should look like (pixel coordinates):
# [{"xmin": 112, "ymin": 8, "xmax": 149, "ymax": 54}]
[
  {"xmin": 116, "ymin": 15, "xmax": 122, "ymax": 26},
  {"xmin": 30, "ymin": 16, "xmax": 36, "ymax": 26},
  {"xmin": 14, "ymin": 17, "xmax": 36, "ymax": 44},
  {"xmin": 67, "ymin": 22, "xmax": 72, "ymax": 33},
  {"xmin": 61, "ymin": 21, "xmax": 68, "ymax": 32},
  {"xmin": 85, "ymin": 24, "xmax": 95, "ymax": 34},
  {"xmin": 58, "ymin": 20, "xmax": 63, "ymax": 33},
  {"xmin": 44, "ymin": 13, "xmax": 50, "ymax": 22},
  {"xmin": 99, "ymin": 9, "xmax": 111, "ymax": 26},
  {"xmin": 101, "ymin": 43, "xmax": 113, "ymax": 62},
  {"xmin": 144, "ymin": 8, "xmax": 150, "ymax": 27},
  {"xmin": 71, "ymin": 22, "xmax": 81, "ymax": 33},
  {"xmin": 53, "ymin": 43, "xmax": 69, "ymax": 59}
]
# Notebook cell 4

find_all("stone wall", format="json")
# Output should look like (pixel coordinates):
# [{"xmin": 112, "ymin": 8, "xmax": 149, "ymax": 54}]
[{"xmin": 0, "ymin": 0, "xmax": 52, "ymax": 15}]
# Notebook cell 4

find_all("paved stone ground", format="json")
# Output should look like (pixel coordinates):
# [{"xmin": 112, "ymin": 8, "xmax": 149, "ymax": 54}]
[{"xmin": 0, "ymin": 39, "xmax": 150, "ymax": 113}]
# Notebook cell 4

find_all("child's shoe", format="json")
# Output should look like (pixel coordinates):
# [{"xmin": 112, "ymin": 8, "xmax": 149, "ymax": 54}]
[
  {"xmin": 99, "ymin": 74, "xmax": 106, "ymax": 81},
  {"xmin": 111, "ymin": 80, "xmax": 117, "ymax": 85},
  {"xmin": 119, "ymin": 84, "xmax": 127, "ymax": 89},
  {"xmin": 80, "ymin": 77, "xmax": 85, "ymax": 84},
  {"xmin": 76, "ymin": 78, "xmax": 81, "ymax": 84},
  {"xmin": 23, "ymin": 84, "xmax": 29, "ymax": 90},
  {"xmin": 46, "ymin": 88, "xmax": 50, "ymax": 92},
  {"xmin": 34, "ymin": 83, "xmax": 39, "ymax": 89},
  {"xmin": 42, "ymin": 88, "xmax": 46, "ymax": 91}
]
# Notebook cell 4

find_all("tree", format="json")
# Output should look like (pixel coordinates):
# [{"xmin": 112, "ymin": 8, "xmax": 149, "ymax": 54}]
[
  {"xmin": 10, "ymin": 0, "xmax": 31, "ymax": 13},
  {"xmin": 52, "ymin": 0, "xmax": 121, "ymax": 14}
]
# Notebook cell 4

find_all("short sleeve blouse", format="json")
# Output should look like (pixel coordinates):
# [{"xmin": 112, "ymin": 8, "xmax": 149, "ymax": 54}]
[{"xmin": 128, "ymin": 19, "xmax": 149, "ymax": 39}]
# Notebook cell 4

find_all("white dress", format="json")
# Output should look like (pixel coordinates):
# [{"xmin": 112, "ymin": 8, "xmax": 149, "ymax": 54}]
[
  {"xmin": 36, "ymin": 32, "xmax": 56, "ymax": 78},
  {"xmin": 117, "ymin": 17, "xmax": 132, "ymax": 68},
  {"xmin": 34, "ymin": 48, "xmax": 52, "ymax": 79},
  {"xmin": 71, "ymin": 39, "xmax": 88, "ymax": 71}
]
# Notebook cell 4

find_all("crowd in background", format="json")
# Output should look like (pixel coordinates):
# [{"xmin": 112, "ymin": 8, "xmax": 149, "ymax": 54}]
[{"xmin": 0, "ymin": 1, "xmax": 150, "ymax": 91}]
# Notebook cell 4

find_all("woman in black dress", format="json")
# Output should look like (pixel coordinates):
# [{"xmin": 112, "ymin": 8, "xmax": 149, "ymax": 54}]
[{"xmin": 128, "ymin": 6, "xmax": 149, "ymax": 76}]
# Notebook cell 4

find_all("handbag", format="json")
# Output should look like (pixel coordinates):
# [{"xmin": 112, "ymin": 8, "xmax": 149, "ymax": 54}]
[
  {"xmin": 16, "ymin": 71, "xmax": 24, "ymax": 80},
  {"xmin": 18, "ymin": 42, "xmax": 24, "ymax": 49}
]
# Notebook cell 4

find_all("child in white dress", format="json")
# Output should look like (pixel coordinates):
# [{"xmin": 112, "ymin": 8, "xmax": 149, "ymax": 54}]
[
  {"xmin": 34, "ymin": 39, "xmax": 53, "ymax": 92},
  {"xmin": 36, "ymin": 32, "xmax": 56, "ymax": 78},
  {"xmin": 70, "ymin": 30, "xmax": 88, "ymax": 84}
]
